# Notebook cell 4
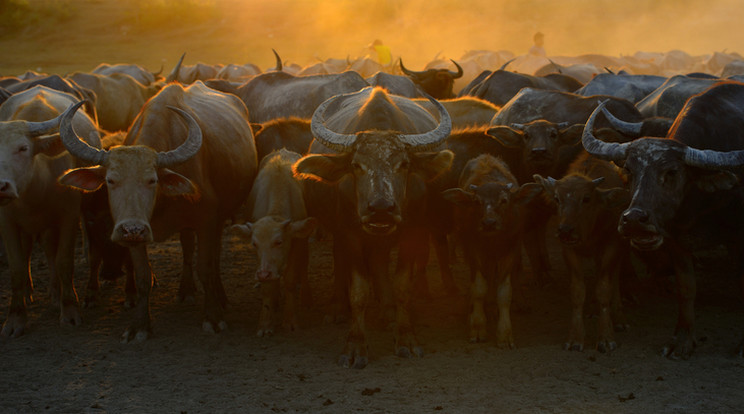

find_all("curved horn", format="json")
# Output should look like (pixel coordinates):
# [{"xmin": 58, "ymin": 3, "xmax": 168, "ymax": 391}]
[
  {"xmin": 398, "ymin": 94, "xmax": 452, "ymax": 150},
  {"xmin": 309, "ymin": 94, "xmax": 357, "ymax": 152},
  {"xmin": 59, "ymin": 100, "xmax": 107, "ymax": 164},
  {"xmin": 152, "ymin": 64, "xmax": 164, "ymax": 78},
  {"xmin": 684, "ymin": 145, "xmax": 744, "ymax": 169},
  {"xmin": 25, "ymin": 105, "xmax": 71, "ymax": 137},
  {"xmin": 449, "ymin": 59, "xmax": 464, "ymax": 79},
  {"xmin": 581, "ymin": 100, "xmax": 629, "ymax": 161},
  {"xmin": 166, "ymin": 52, "xmax": 186, "ymax": 83},
  {"xmin": 156, "ymin": 106, "xmax": 203, "ymax": 167},
  {"xmin": 400, "ymin": 59, "xmax": 423, "ymax": 78},
  {"xmin": 499, "ymin": 58, "xmax": 516, "ymax": 71},
  {"xmin": 601, "ymin": 106, "xmax": 642, "ymax": 137},
  {"xmin": 272, "ymin": 49, "xmax": 283, "ymax": 72}
]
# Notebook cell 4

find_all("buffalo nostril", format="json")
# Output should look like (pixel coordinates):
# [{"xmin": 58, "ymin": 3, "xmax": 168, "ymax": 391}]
[
  {"xmin": 368, "ymin": 198, "xmax": 395, "ymax": 213},
  {"xmin": 622, "ymin": 208, "xmax": 649, "ymax": 224},
  {"xmin": 0, "ymin": 182, "xmax": 9, "ymax": 192},
  {"xmin": 531, "ymin": 148, "xmax": 548, "ymax": 156}
]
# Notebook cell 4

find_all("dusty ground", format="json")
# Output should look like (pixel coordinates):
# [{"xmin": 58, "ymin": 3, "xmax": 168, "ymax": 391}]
[{"xmin": 1, "ymin": 229, "xmax": 743, "ymax": 414}]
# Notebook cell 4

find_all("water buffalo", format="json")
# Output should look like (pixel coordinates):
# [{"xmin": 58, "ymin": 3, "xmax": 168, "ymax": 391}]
[
  {"xmin": 293, "ymin": 87, "xmax": 453, "ymax": 368},
  {"xmin": 582, "ymin": 82, "xmax": 744, "ymax": 359},
  {"xmin": 57, "ymin": 81, "xmax": 258, "ymax": 343}
]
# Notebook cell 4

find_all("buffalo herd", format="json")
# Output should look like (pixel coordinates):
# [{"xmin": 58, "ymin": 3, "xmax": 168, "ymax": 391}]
[{"xmin": 1, "ymin": 48, "xmax": 744, "ymax": 368}]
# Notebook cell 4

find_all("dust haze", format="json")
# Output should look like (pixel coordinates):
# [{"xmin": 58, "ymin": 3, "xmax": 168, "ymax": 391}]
[
  {"xmin": 230, "ymin": 0, "xmax": 744, "ymax": 68},
  {"xmin": 2, "ymin": 0, "xmax": 743, "ymax": 75}
]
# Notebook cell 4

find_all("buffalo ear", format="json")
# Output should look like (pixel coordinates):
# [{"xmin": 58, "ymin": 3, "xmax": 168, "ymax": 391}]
[
  {"xmin": 58, "ymin": 166, "xmax": 106, "ymax": 192},
  {"xmin": 288, "ymin": 217, "xmax": 318, "ymax": 238},
  {"xmin": 158, "ymin": 168, "xmax": 199, "ymax": 199},
  {"xmin": 532, "ymin": 174, "xmax": 555, "ymax": 195},
  {"xmin": 597, "ymin": 187, "xmax": 630, "ymax": 209},
  {"xmin": 695, "ymin": 170, "xmax": 739, "ymax": 192},
  {"xmin": 515, "ymin": 182, "xmax": 544, "ymax": 205},
  {"xmin": 441, "ymin": 188, "xmax": 475, "ymax": 206},
  {"xmin": 230, "ymin": 223, "xmax": 254, "ymax": 240},
  {"xmin": 486, "ymin": 126, "xmax": 523, "ymax": 148},
  {"xmin": 412, "ymin": 150, "xmax": 454, "ymax": 181},
  {"xmin": 558, "ymin": 124, "xmax": 584, "ymax": 145},
  {"xmin": 34, "ymin": 134, "xmax": 66, "ymax": 157},
  {"xmin": 293, "ymin": 153, "xmax": 352, "ymax": 184}
]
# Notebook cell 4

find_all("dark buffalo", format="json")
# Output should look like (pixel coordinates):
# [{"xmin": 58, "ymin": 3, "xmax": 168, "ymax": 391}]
[
  {"xmin": 293, "ymin": 87, "xmax": 453, "ymax": 368},
  {"xmin": 252, "ymin": 117, "xmax": 313, "ymax": 163},
  {"xmin": 582, "ymin": 82, "xmax": 744, "ymax": 359},
  {"xmin": 442, "ymin": 154, "xmax": 541, "ymax": 346},
  {"xmin": 635, "ymin": 75, "xmax": 724, "ymax": 118},
  {"xmin": 576, "ymin": 72, "xmax": 667, "ymax": 104},
  {"xmin": 365, "ymin": 71, "xmax": 424, "ymax": 98},
  {"xmin": 460, "ymin": 69, "xmax": 584, "ymax": 107},
  {"xmin": 400, "ymin": 59, "xmax": 463, "ymax": 99},
  {"xmin": 492, "ymin": 88, "xmax": 643, "ymax": 128},
  {"xmin": 534, "ymin": 154, "xmax": 630, "ymax": 352}
]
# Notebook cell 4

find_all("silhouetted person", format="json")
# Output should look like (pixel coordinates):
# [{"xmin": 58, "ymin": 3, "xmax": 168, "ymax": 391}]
[{"xmin": 528, "ymin": 32, "xmax": 546, "ymax": 56}]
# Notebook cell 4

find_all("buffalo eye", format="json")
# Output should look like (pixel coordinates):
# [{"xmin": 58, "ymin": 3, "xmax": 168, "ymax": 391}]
[
  {"xmin": 106, "ymin": 178, "xmax": 116, "ymax": 186},
  {"xmin": 662, "ymin": 168, "xmax": 679, "ymax": 185},
  {"xmin": 147, "ymin": 178, "xmax": 157, "ymax": 186},
  {"xmin": 398, "ymin": 160, "xmax": 410, "ymax": 171},
  {"xmin": 273, "ymin": 239, "xmax": 283, "ymax": 247},
  {"xmin": 17, "ymin": 144, "xmax": 29, "ymax": 154}
]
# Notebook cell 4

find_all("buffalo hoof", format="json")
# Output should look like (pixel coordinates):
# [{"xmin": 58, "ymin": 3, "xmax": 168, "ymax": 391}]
[
  {"xmin": 338, "ymin": 353, "xmax": 368, "ymax": 369},
  {"xmin": 563, "ymin": 342, "xmax": 584, "ymax": 352},
  {"xmin": 60, "ymin": 303, "xmax": 82, "ymax": 327},
  {"xmin": 282, "ymin": 318, "xmax": 298, "ymax": 333},
  {"xmin": 339, "ymin": 340, "xmax": 369, "ymax": 369},
  {"xmin": 396, "ymin": 345, "xmax": 424, "ymax": 359},
  {"xmin": 496, "ymin": 337, "xmax": 516, "ymax": 350},
  {"xmin": 661, "ymin": 334, "xmax": 696, "ymax": 360},
  {"xmin": 1, "ymin": 313, "xmax": 28, "ymax": 338},
  {"xmin": 202, "ymin": 320, "xmax": 228, "ymax": 334},
  {"xmin": 614, "ymin": 322, "xmax": 630, "ymax": 332},
  {"xmin": 256, "ymin": 327, "xmax": 274, "ymax": 337},
  {"xmin": 469, "ymin": 328, "xmax": 487, "ymax": 343},
  {"xmin": 121, "ymin": 327, "xmax": 149, "ymax": 344},
  {"xmin": 596, "ymin": 340, "xmax": 617, "ymax": 353}
]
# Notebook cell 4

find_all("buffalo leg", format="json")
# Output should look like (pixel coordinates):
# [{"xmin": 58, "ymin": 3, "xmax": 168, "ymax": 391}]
[
  {"xmin": 178, "ymin": 229, "xmax": 197, "ymax": 303},
  {"xmin": 432, "ymin": 230, "xmax": 459, "ymax": 295},
  {"xmin": 54, "ymin": 219, "xmax": 82, "ymax": 327},
  {"xmin": 122, "ymin": 244, "xmax": 154, "ymax": 343},
  {"xmin": 340, "ymin": 268, "xmax": 370, "ymax": 369},
  {"xmin": 563, "ymin": 248, "xmax": 585, "ymax": 351},
  {"xmin": 257, "ymin": 279, "xmax": 280, "ymax": 337},
  {"xmin": 393, "ymin": 230, "xmax": 424, "ymax": 358},
  {"xmin": 663, "ymin": 255, "xmax": 697, "ymax": 359},
  {"xmin": 495, "ymin": 252, "xmax": 517, "ymax": 349},
  {"xmin": 0, "ymin": 227, "xmax": 33, "ymax": 338},
  {"xmin": 197, "ymin": 223, "xmax": 227, "ymax": 333},
  {"xmin": 596, "ymin": 249, "xmax": 620, "ymax": 353},
  {"xmin": 326, "ymin": 237, "xmax": 350, "ymax": 324}
]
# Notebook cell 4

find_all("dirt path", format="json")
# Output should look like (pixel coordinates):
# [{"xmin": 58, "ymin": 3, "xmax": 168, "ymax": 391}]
[{"xmin": 1, "ymin": 232, "xmax": 743, "ymax": 413}]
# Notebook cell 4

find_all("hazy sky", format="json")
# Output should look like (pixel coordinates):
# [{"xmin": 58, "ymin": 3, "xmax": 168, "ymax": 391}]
[{"xmin": 230, "ymin": 0, "xmax": 743, "ymax": 66}]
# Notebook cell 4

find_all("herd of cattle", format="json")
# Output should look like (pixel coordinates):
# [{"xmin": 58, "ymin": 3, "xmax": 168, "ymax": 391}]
[{"xmin": 2, "ymin": 47, "xmax": 744, "ymax": 369}]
